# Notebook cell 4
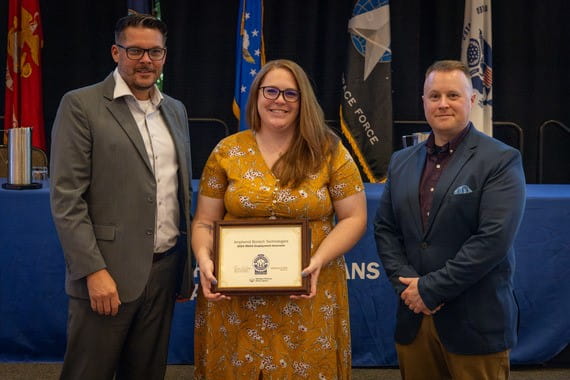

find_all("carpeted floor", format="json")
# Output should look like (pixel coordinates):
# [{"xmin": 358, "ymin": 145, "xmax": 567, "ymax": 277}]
[{"xmin": 0, "ymin": 363, "xmax": 569, "ymax": 379}]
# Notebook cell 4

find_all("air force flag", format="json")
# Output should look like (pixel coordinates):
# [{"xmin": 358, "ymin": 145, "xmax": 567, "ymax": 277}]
[
  {"xmin": 461, "ymin": 0, "xmax": 493, "ymax": 136},
  {"xmin": 233, "ymin": 0, "xmax": 265, "ymax": 131}
]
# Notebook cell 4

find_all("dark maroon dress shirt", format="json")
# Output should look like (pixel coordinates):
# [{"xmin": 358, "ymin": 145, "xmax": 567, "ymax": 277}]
[{"xmin": 419, "ymin": 124, "xmax": 471, "ymax": 229}]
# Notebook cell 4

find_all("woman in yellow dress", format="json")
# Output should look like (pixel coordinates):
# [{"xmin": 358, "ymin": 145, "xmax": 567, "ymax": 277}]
[{"xmin": 192, "ymin": 59, "xmax": 367, "ymax": 379}]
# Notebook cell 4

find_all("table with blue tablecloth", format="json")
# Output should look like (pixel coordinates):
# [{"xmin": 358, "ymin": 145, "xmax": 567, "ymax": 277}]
[{"xmin": 0, "ymin": 179, "xmax": 569, "ymax": 365}]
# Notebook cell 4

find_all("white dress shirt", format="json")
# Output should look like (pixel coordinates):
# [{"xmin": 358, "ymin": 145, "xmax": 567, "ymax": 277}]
[{"xmin": 113, "ymin": 69, "xmax": 180, "ymax": 253}]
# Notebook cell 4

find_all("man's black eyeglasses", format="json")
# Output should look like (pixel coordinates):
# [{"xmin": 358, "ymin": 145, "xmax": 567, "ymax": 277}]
[
  {"xmin": 259, "ymin": 86, "xmax": 300, "ymax": 102},
  {"xmin": 116, "ymin": 44, "xmax": 166, "ymax": 61}
]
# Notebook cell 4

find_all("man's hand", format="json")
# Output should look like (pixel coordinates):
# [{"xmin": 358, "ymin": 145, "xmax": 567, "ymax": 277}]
[
  {"xmin": 86, "ymin": 269, "xmax": 121, "ymax": 316},
  {"xmin": 399, "ymin": 277, "xmax": 443, "ymax": 315}
]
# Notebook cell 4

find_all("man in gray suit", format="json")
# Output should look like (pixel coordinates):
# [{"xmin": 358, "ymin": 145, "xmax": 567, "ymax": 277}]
[
  {"xmin": 375, "ymin": 60, "xmax": 525, "ymax": 379},
  {"xmin": 50, "ymin": 14, "xmax": 193, "ymax": 380}
]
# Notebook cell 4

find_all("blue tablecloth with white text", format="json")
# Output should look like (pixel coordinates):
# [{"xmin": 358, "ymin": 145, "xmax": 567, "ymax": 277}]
[{"xmin": 1, "ymin": 179, "xmax": 568, "ymax": 365}]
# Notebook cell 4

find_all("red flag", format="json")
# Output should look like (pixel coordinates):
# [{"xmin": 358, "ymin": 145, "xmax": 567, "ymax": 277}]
[{"xmin": 4, "ymin": 0, "xmax": 45, "ymax": 150}]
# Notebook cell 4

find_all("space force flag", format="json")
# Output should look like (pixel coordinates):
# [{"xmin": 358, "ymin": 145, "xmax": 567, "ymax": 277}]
[
  {"xmin": 233, "ymin": 0, "xmax": 265, "ymax": 131},
  {"xmin": 340, "ymin": 0, "xmax": 393, "ymax": 183},
  {"xmin": 461, "ymin": 0, "xmax": 493, "ymax": 136}
]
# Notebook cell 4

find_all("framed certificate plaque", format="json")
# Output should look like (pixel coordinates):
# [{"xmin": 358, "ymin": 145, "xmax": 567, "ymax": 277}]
[{"xmin": 212, "ymin": 219, "xmax": 310, "ymax": 295}]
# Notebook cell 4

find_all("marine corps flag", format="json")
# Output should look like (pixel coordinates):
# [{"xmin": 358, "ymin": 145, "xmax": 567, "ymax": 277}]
[
  {"xmin": 233, "ymin": 0, "xmax": 265, "ymax": 131},
  {"xmin": 4, "ymin": 0, "xmax": 46, "ymax": 150},
  {"xmin": 461, "ymin": 0, "xmax": 493, "ymax": 136},
  {"xmin": 340, "ymin": 0, "xmax": 392, "ymax": 182}
]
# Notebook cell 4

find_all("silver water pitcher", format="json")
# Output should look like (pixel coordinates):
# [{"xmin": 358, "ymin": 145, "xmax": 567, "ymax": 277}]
[{"xmin": 7, "ymin": 127, "xmax": 33, "ymax": 185}]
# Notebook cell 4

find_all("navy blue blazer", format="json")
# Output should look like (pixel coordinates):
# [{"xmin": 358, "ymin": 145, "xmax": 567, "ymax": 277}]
[{"xmin": 374, "ymin": 125, "xmax": 526, "ymax": 355}]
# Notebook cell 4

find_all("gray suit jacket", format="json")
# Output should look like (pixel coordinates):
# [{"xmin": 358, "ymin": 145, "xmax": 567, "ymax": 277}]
[
  {"xmin": 50, "ymin": 73, "xmax": 193, "ymax": 302},
  {"xmin": 374, "ymin": 125, "xmax": 526, "ymax": 355}
]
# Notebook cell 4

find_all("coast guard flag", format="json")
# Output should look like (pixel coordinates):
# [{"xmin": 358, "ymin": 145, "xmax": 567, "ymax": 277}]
[
  {"xmin": 340, "ymin": 0, "xmax": 393, "ymax": 182},
  {"xmin": 233, "ymin": 0, "xmax": 265, "ymax": 131},
  {"xmin": 4, "ymin": 0, "xmax": 46, "ymax": 150},
  {"xmin": 461, "ymin": 0, "xmax": 493, "ymax": 136}
]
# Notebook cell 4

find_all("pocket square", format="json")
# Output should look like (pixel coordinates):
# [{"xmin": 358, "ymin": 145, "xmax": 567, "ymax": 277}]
[{"xmin": 453, "ymin": 185, "xmax": 473, "ymax": 195}]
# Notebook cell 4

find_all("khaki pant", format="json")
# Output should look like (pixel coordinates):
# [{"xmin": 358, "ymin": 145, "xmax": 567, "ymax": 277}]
[{"xmin": 396, "ymin": 315, "xmax": 510, "ymax": 380}]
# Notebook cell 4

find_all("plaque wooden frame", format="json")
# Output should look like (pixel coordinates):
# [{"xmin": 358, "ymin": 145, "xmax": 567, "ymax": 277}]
[{"xmin": 212, "ymin": 219, "xmax": 310, "ymax": 295}]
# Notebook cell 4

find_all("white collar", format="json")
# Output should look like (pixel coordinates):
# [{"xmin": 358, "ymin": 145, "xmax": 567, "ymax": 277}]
[{"xmin": 112, "ymin": 68, "xmax": 163, "ymax": 106}]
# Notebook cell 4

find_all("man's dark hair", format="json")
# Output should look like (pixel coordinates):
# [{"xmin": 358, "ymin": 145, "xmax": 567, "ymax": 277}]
[{"xmin": 114, "ymin": 14, "xmax": 167, "ymax": 44}]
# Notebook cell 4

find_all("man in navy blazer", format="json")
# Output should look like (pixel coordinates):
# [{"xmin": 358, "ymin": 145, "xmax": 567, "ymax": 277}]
[
  {"xmin": 374, "ymin": 60, "xmax": 525, "ymax": 379},
  {"xmin": 50, "ymin": 14, "xmax": 193, "ymax": 380}
]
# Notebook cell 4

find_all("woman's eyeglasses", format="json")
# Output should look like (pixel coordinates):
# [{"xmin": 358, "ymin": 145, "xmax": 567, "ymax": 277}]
[{"xmin": 259, "ymin": 86, "xmax": 300, "ymax": 102}]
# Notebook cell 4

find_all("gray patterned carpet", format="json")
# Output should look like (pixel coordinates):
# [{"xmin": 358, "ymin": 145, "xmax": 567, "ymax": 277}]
[{"xmin": 0, "ymin": 363, "xmax": 569, "ymax": 379}]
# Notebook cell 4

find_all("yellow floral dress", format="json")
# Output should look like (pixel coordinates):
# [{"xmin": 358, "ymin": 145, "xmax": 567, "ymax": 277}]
[{"xmin": 194, "ymin": 130, "xmax": 364, "ymax": 379}]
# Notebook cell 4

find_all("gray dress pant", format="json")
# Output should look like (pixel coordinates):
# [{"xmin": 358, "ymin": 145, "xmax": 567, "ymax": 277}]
[{"xmin": 60, "ymin": 251, "xmax": 180, "ymax": 380}]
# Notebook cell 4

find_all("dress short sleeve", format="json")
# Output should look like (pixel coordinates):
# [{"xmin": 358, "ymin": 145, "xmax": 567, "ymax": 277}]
[
  {"xmin": 328, "ymin": 142, "xmax": 365, "ymax": 201},
  {"xmin": 199, "ymin": 140, "xmax": 228, "ymax": 199}
]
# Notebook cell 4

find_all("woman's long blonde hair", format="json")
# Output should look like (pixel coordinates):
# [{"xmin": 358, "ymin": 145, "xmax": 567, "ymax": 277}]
[{"xmin": 246, "ymin": 59, "xmax": 338, "ymax": 188}]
